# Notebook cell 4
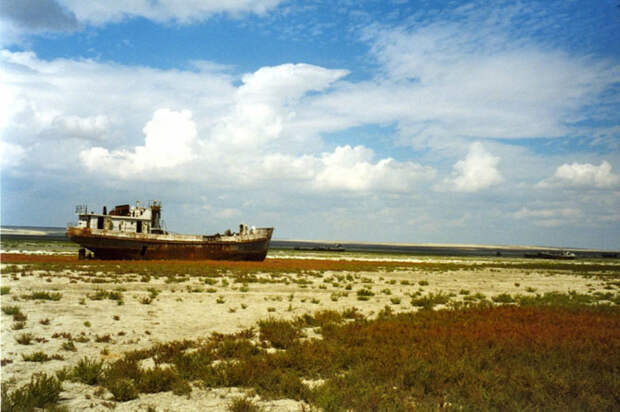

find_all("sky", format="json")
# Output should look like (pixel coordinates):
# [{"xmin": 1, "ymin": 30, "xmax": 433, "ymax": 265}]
[{"xmin": 1, "ymin": 0, "xmax": 619, "ymax": 249}]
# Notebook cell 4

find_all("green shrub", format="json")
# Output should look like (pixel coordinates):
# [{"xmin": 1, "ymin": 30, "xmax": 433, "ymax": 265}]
[
  {"xmin": 15, "ymin": 333, "xmax": 34, "ymax": 345},
  {"xmin": 492, "ymin": 293, "xmax": 515, "ymax": 304},
  {"xmin": 107, "ymin": 378, "xmax": 138, "ymax": 402},
  {"xmin": 21, "ymin": 291, "xmax": 62, "ymax": 301},
  {"xmin": 1, "ymin": 373, "xmax": 62, "ymax": 411},
  {"xmin": 227, "ymin": 397, "xmax": 262, "ymax": 412},
  {"xmin": 258, "ymin": 318, "xmax": 300, "ymax": 349},
  {"xmin": 22, "ymin": 352, "xmax": 51, "ymax": 362},
  {"xmin": 410, "ymin": 292, "xmax": 451, "ymax": 309},
  {"xmin": 12, "ymin": 321, "xmax": 26, "ymax": 330},
  {"xmin": 71, "ymin": 357, "xmax": 104, "ymax": 385}
]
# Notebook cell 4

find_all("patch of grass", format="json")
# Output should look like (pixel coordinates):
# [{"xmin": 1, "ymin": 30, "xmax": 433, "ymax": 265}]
[
  {"xmin": 492, "ymin": 293, "xmax": 515, "ymax": 304},
  {"xmin": 107, "ymin": 378, "xmax": 138, "ymax": 402},
  {"xmin": 0, "ymin": 286, "xmax": 10, "ymax": 295},
  {"xmin": 2, "ymin": 305, "xmax": 27, "ymax": 321},
  {"xmin": 390, "ymin": 297, "xmax": 401, "ymax": 305},
  {"xmin": 418, "ymin": 280, "xmax": 429, "ymax": 286},
  {"xmin": 356, "ymin": 288, "xmax": 375, "ymax": 301},
  {"xmin": 216, "ymin": 296, "xmax": 226, "ymax": 304},
  {"xmin": 1, "ymin": 373, "xmax": 62, "ymax": 411},
  {"xmin": 62, "ymin": 340, "xmax": 77, "ymax": 352},
  {"xmin": 21, "ymin": 291, "xmax": 62, "ymax": 301},
  {"xmin": 40, "ymin": 318, "xmax": 51, "ymax": 325},
  {"xmin": 15, "ymin": 333, "xmax": 34, "ymax": 345},
  {"xmin": 95, "ymin": 334, "xmax": 112, "ymax": 343},
  {"xmin": 258, "ymin": 318, "xmax": 300, "ymax": 349},
  {"xmin": 12, "ymin": 321, "xmax": 26, "ymax": 330},
  {"xmin": 70, "ymin": 357, "xmax": 105, "ymax": 385},
  {"xmin": 227, "ymin": 397, "xmax": 262, "ymax": 412},
  {"xmin": 22, "ymin": 351, "xmax": 53, "ymax": 362},
  {"xmin": 410, "ymin": 291, "xmax": 451, "ymax": 309}
]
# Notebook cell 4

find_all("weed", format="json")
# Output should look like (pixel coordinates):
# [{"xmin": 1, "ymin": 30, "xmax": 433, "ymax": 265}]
[
  {"xmin": 390, "ymin": 297, "xmax": 401, "ymax": 305},
  {"xmin": 1, "ymin": 373, "xmax": 62, "ymax": 410},
  {"xmin": 419, "ymin": 280, "xmax": 429, "ymax": 286},
  {"xmin": 410, "ymin": 291, "xmax": 451, "ymax": 309},
  {"xmin": 258, "ymin": 318, "xmax": 300, "ymax": 349},
  {"xmin": 71, "ymin": 357, "xmax": 104, "ymax": 385},
  {"xmin": 492, "ymin": 293, "xmax": 515, "ymax": 304},
  {"xmin": 22, "ymin": 351, "xmax": 52, "ymax": 362},
  {"xmin": 84, "ymin": 321, "xmax": 91, "ymax": 327},
  {"xmin": 12, "ymin": 321, "xmax": 26, "ymax": 330},
  {"xmin": 227, "ymin": 397, "xmax": 262, "ymax": 412},
  {"xmin": 216, "ymin": 296, "xmax": 226, "ymax": 304},
  {"xmin": 62, "ymin": 341, "xmax": 77, "ymax": 352},
  {"xmin": 356, "ymin": 288, "xmax": 375, "ymax": 301},
  {"xmin": 15, "ymin": 333, "xmax": 34, "ymax": 345},
  {"xmin": 40, "ymin": 318, "xmax": 51, "ymax": 325},
  {"xmin": 95, "ymin": 334, "xmax": 112, "ymax": 343},
  {"xmin": 267, "ymin": 307, "xmax": 276, "ymax": 312},
  {"xmin": 107, "ymin": 378, "xmax": 138, "ymax": 402},
  {"xmin": 459, "ymin": 289, "xmax": 470, "ymax": 295},
  {"xmin": 21, "ymin": 290, "xmax": 63, "ymax": 301},
  {"xmin": 0, "ymin": 286, "xmax": 10, "ymax": 295}
]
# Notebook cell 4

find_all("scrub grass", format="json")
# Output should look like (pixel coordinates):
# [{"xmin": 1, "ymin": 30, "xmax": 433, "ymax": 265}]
[
  {"xmin": 44, "ymin": 298, "xmax": 619, "ymax": 411},
  {"xmin": 1, "ymin": 373, "xmax": 62, "ymax": 412}
]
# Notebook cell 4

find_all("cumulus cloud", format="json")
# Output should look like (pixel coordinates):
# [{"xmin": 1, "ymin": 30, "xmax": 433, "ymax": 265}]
[
  {"xmin": 212, "ymin": 63, "xmax": 348, "ymax": 148},
  {"xmin": 442, "ymin": 142, "xmax": 503, "ymax": 192},
  {"xmin": 80, "ymin": 109, "xmax": 197, "ymax": 177},
  {"xmin": 259, "ymin": 145, "xmax": 435, "ymax": 193},
  {"xmin": 313, "ymin": 145, "xmax": 433, "ymax": 192},
  {"xmin": 537, "ymin": 161, "xmax": 620, "ymax": 189}
]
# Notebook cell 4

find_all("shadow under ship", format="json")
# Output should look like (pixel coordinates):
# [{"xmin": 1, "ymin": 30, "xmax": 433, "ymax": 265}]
[{"xmin": 66, "ymin": 201, "xmax": 273, "ymax": 261}]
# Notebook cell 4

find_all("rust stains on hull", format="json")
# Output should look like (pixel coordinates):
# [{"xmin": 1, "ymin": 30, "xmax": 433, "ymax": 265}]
[{"xmin": 66, "ymin": 227, "xmax": 273, "ymax": 261}]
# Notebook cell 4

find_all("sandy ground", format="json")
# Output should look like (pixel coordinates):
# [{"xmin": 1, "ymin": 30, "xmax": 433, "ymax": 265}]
[{"xmin": 1, "ymin": 256, "xmax": 615, "ymax": 411}]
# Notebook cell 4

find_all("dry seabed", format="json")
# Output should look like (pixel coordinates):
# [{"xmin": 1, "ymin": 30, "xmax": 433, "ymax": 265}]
[{"xmin": 1, "ymin": 255, "xmax": 619, "ymax": 411}]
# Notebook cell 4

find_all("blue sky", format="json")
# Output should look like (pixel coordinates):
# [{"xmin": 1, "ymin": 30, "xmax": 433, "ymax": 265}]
[{"xmin": 1, "ymin": 0, "xmax": 619, "ymax": 249}]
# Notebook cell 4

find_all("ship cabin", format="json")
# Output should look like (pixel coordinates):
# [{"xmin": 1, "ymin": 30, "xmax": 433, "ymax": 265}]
[{"xmin": 75, "ymin": 201, "xmax": 165, "ymax": 235}]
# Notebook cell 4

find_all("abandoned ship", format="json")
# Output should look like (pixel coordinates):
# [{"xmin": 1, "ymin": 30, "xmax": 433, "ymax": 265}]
[{"xmin": 66, "ymin": 201, "xmax": 274, "ymax": 261}]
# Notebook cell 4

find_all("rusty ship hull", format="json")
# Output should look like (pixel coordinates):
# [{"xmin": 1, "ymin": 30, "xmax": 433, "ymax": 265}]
[{"xmin": 66, "ymin": 227, "xmax": 274, "ymax": 261}]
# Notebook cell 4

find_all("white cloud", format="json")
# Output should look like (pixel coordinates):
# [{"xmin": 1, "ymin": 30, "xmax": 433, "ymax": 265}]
[
  {"xmin": 513, "ymin": 207, "xmax": 582, "ymax": 227},
  {"xmin": 80, "ymin": 109, "xmax": 197, "ymax": 177},
  {"xmin": 333, "ymin": 6, "xmax": 619, "ymax": 147},
  {"xmin": 442, "ymin": 142, "xmax": 503, "ymax": 192},
  {"xmin": 0, "ymin": 141, "xmax": 26, "ymax": 168},
  {"xmin": 211, "ymin": 63, "xmax": 348, "ymax": 148},
  {"xmin": 538, "ymin": 161, "xmax": 620, "ymax": 189},
  {"xmin": 313, "ymin": 145, "xmax": 433, "ymax": 192},
  {"xmin": 57, "ymin": 0, "xmax": 283, "ymax": 25},
  {"xmin": 259, "ymin": 145, "xmax": 435, "ymax": 193}
]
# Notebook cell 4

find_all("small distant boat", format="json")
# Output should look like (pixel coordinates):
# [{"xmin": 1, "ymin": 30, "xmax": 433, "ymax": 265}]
[
  {"xmin": 66, "ymin": 201, "xmax": 273, "ymax": 261},
  {"xmin": 524, "ymin": 250, "xmax": 576, "ymax": 260}
]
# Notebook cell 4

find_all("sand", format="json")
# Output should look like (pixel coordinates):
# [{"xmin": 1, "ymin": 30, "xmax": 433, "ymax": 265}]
[{"xmin": 0, "ymin": 256, "xmax": 614, "ymax": 411}]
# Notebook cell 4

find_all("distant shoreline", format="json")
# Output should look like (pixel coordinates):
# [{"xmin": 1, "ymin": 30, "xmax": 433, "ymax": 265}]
[{"xmin": 1, "ymin": 226, "xmax": 618, "ymax": 256}]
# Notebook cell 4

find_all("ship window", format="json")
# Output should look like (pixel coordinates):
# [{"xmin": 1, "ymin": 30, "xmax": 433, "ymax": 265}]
[
  {"xmin": 97, "ymin": 217, "xmax": 104, "ymax": 229},
  {"xmin": 137, "ymin": 221, "xmax": 142, "ymax": 233}
]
